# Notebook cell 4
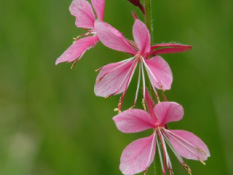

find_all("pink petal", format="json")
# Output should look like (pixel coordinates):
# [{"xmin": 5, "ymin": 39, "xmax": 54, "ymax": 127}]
[
  {"xmin": 94, "ymin": 60, "xmax": 137, "ymax": 97},
  {"xmin": 144, "ymin": 56, "xmax": 173, "ymax": 90},
  {"xmin": 133, "ymin": 19, "xmax": 151, "ymax": 55},
  {"xmin": 151, "ymin": 43, "xmax": 192, "ymax": 55},
  {"xmin": 94, "ymin": 21, "xmax": 136, "ymax": 55},
  {"xmin": 120, "ymin": 134, "xmax": 156, "ymax": 175},
  {"xmin": 91, "ymin": 0, "xmax": 105, "ymax": 21},
  {"xmin": 113, "ymin": 109, "xmax": 154, "ymax": 133},
  {"xmin": 69, "ymin": 0, "xmax": 95, "ymax": 28},
  {"xmin": 154, "ymin": 102, "xmax": 184, "ymax": 125},
  {"xmin": 55, "ymin": 36, "xmax": 98, "ymax": 65},
  {"xmin": 166, "ymin": 130, "xmax": 210, "ymax": 161}
]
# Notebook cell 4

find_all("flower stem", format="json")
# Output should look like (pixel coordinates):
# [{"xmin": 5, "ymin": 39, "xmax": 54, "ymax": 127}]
[
  {"xmin": 144, "ymin": 0, "xmax": 153, "ymax": 43},
  {"xmin": 144, "ymin": 1, "xmax": 161, "ymax": 174}
]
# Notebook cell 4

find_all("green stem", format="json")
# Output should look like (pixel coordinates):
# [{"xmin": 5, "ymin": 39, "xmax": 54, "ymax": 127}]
[
  {"xmin": 144, "ymin": 1, "xmax": 161, "ymax": 175},
  {"xmin": 144, "ymin": 0, "xmax": 153, "ymax": 43}
]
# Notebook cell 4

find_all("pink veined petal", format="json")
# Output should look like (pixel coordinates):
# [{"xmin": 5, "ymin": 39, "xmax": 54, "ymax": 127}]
[
  {"xmin": 91, "ymin": 0, "xmax": 105, "ymax": 21},
  {"xmin": 154, "ymin": 102, "xmax": 184, "ymax": 126},
  {"xmin": 151, "ymin": 43, "xmax": 192, "ymax": 55},
  {"xmin": 113, "ymin": 109, "xmax": 155, "ymax": 133},
  {"xmin": 69, "ymin": 0, "xmax": 95, "ymax": 28},
  {"xmin": 133, "ymin": 19, "xmax": 151, "ymax": 55},
  {"xmin": 55, "ymin": 36, "xmax": 98, "ymax": 65},
  {"xmin": 165, "ymin": 130, "xmax": 210, "ymax": 161},
  {"xmin": 120, "ymin": 134, "xmax": 156, "ymax": 175},
  {"xmin": 94, "ymin": 21, "xmax": 136, "ymax": 55},
  {"xmin": 117, "ymin": 59, "xmax": 138, "ymax": 111},
  {"xmin": 144, "ymin": 56, "xmax": 173, "ymax": 90},
  {"xmin": 94, "ymin": 60, "xmax": 136, "ymax": 97}
]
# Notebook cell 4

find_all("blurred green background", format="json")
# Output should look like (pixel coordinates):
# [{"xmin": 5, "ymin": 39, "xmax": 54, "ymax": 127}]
[{"xmin": 0, "ymin": 0, "xmax": 232, "ymax": 174}]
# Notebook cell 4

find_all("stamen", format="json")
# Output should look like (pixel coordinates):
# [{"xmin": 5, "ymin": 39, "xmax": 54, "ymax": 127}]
[
  {"xmin": 198, "ymin": 158, "xmax": 206, "ymax": 165},
  {"xmin": 157, "ymin": 129, "xmax": 167, "ymax": 175},
  {"xmin": 183, "ymin": 163, "xmax": 192, "ymax": 175},
  {"xmin": 196, "ymin": 147, "xmax": 207, "ymax": 155},
  {"xmin": 114, "ymin": 108, "xmax": 121, "ymax": 113},
  {"xmin": 156, "ymin": 135, "xmax": 165, "ymax": 172},
  {"xmin": 147, "ymin": 132, "xmax": 156, "ymax": 166},
  {"xmin": 144, "ymin": 169, "xmax": 148, "ymax": 175},
  {"xmin": 168, "ymin": 169, "xmax": 174, "ymax": 175},
  {"xmin": 134, "ymin": 62, "xmax": 141, "ymax": 106},
  {"xmin": 141, "ymin": 58, "xmax": 158, "ymax": 84},
  {"xmin": 105, "ymin": 93, "xmax": 114, "ymax": 98},
  {"xmin": 117, "ymin": 60, "xmax": 138, "ymax": 110},
  {"xmin": 96, "ymin": 57, "xmax": 135, "ymax": 82},
  {"xmin": 73, "ymin": 32, "xmax": 93, "ymax": 41},
  {"xmin": 140, "ymin": 63, "xmax": 146, "ymax": 98},
  {"xmin": 95, "ymin": 67, "xmax": 102, "ymax": 72},
  {"xmin": 158, "ymin": 83, "xmax": 166, "ymax": 92},
  {"xmin": 71, "ymin": 49, "xmax": 88, "ymax": 69},
  {"xmin": 141, "ymin": 59, "xmax": 160, "ymax": 102},
  {"xmin": 142, "ymin": 98, "xmax": 147, "ymax": 111},
  {"xmin": 158, "ymin": 129, "xmax": 173, "ymax": 172},
  {"xmin": 96, "ymin": 76, "xmax": 104, "ymax": 83},
  {"xmin": 128, "ymin": 104, "xmax": 135, "ymax": 110},
  {"xmin": 164, "ymin": 129, "xmax": 207, "ymax": 156},
  {"xmin": 163, "ymin": 132, "xmax": 184, "ymax": 164},
  {"xmin": 127, "ymin": 40, "xmax": 139, "ymax": 51},
  {"xmin": 161, "ymin": 89, "xmax": 167, "ymax": 101}
]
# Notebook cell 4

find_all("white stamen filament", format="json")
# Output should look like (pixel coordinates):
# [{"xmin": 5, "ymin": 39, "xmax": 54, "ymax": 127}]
[
  {"xmin": 158, "ymin": 129, "xmax": 173, "ymax": 170},
  {"xmin": 98, "ymin": 57, "xmax": 134, "ymax": 79},
  {"xmin": 162, "ymin": 131, "xmax": 184, "ymax": 164},
  {"xmin": 134, "ymin": 62, "xmax": 141, "ymax": 105},
  {"xmin": 111, "ymin": 59, "xmax": 138, "ymax": 96},
  {"xmin": 164, "ymin": 129, "xmax": 206, "ymax": 156},
  {"xmin": 147, "ymin": 132, "xmax": 157, "ymax": 166},
  {"xmin": 141, "ymin": 58, "xmax": 158, "ymax": 84},
  {"xmin": 156, "ymin": 135, "xmax": 165, "ymax": 172},
  {"xmin": 163, "ymin": 129, "xmax": 202, "ymax": 158},
  {"xmin": 140, "ymin": 62, "xmax": 146, "ymax": 98},
  {"xmin": 116, "ymin": 59, "xmax": 138, "ymax": 109},
  {"xmin": 141, "ymin": 58, "xmax": 159, "ymax": 98}
]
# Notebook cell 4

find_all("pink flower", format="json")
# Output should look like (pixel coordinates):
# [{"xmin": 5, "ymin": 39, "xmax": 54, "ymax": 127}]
[
  {"xmin": 113, "ymin": 92, "xmax": 210, "ymax": 175},
  {"xmin": 94, "ymin": 19, "xmax": 191, "ymax": 110},
  {"xmin": 55, "ymin": 0, "xmax": 105, "ymax": 66}
]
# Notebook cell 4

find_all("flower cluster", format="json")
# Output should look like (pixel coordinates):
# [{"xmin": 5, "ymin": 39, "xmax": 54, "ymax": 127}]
[{"xmin": 56, "ymin": 0, "xmax": 210, "ymax": 174}]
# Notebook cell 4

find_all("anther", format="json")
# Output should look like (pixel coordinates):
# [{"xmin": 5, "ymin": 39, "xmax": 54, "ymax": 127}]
[
  {"xmin": 105, "ymin": 94, "xmax": 114, "ymax": 98},
  {"xmin": 198, "ymin": 158, "xmax": 206, "ymax": 165},
  {"xmin": 71, "ymin": 59, "xmax": 81, "ymax": 69},
  {"xmin": 168, "ymin": 169, "xmax": 174, "ymax": 175},
  {"xmin": 73, "ymin": 35, "xmax": 82, "ymax": 41},
  {"xmin": 114, "ymin": 108, "xmax": 121, "ymax": 113},
  {"xmin": 158, "ymin": 83, "xmax": 166, "ymax": 92},
  {"xmin": 183, "ymin": 163, "xmax": 192, "ymax": 175},
  {"xmin": 142, "ymin": 98, "xmax": 147, "ymax": 110},
  {"xmin": 196, "ymin": 147, "xmax": 207, "ymax": 155},
  {"xmin": 95, "ymin": 67, "xmax": 102, "ymax": 72},
  {"xmin": 129, "ymin": 104, "xmax": 135, "ymax": 110},
  {"xmin": 96, "ymin": 76, "xmax": 105, "ymax": 83},
  {"xmin": 127, "ymin": 40, "xmax": 139, "ymax": 51}
]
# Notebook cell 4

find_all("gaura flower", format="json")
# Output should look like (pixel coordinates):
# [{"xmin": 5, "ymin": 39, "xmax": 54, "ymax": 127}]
[
  {"xmin": 113, "ymin": 91, "xmax": 210, "ymax": 175},
  {"xmin": 94, "ymin": 19, "xmax": 191, "ymax": 110},
  {"xmin": 55, "ymin": 0, "xmax": 105, "ymax": 66}
]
